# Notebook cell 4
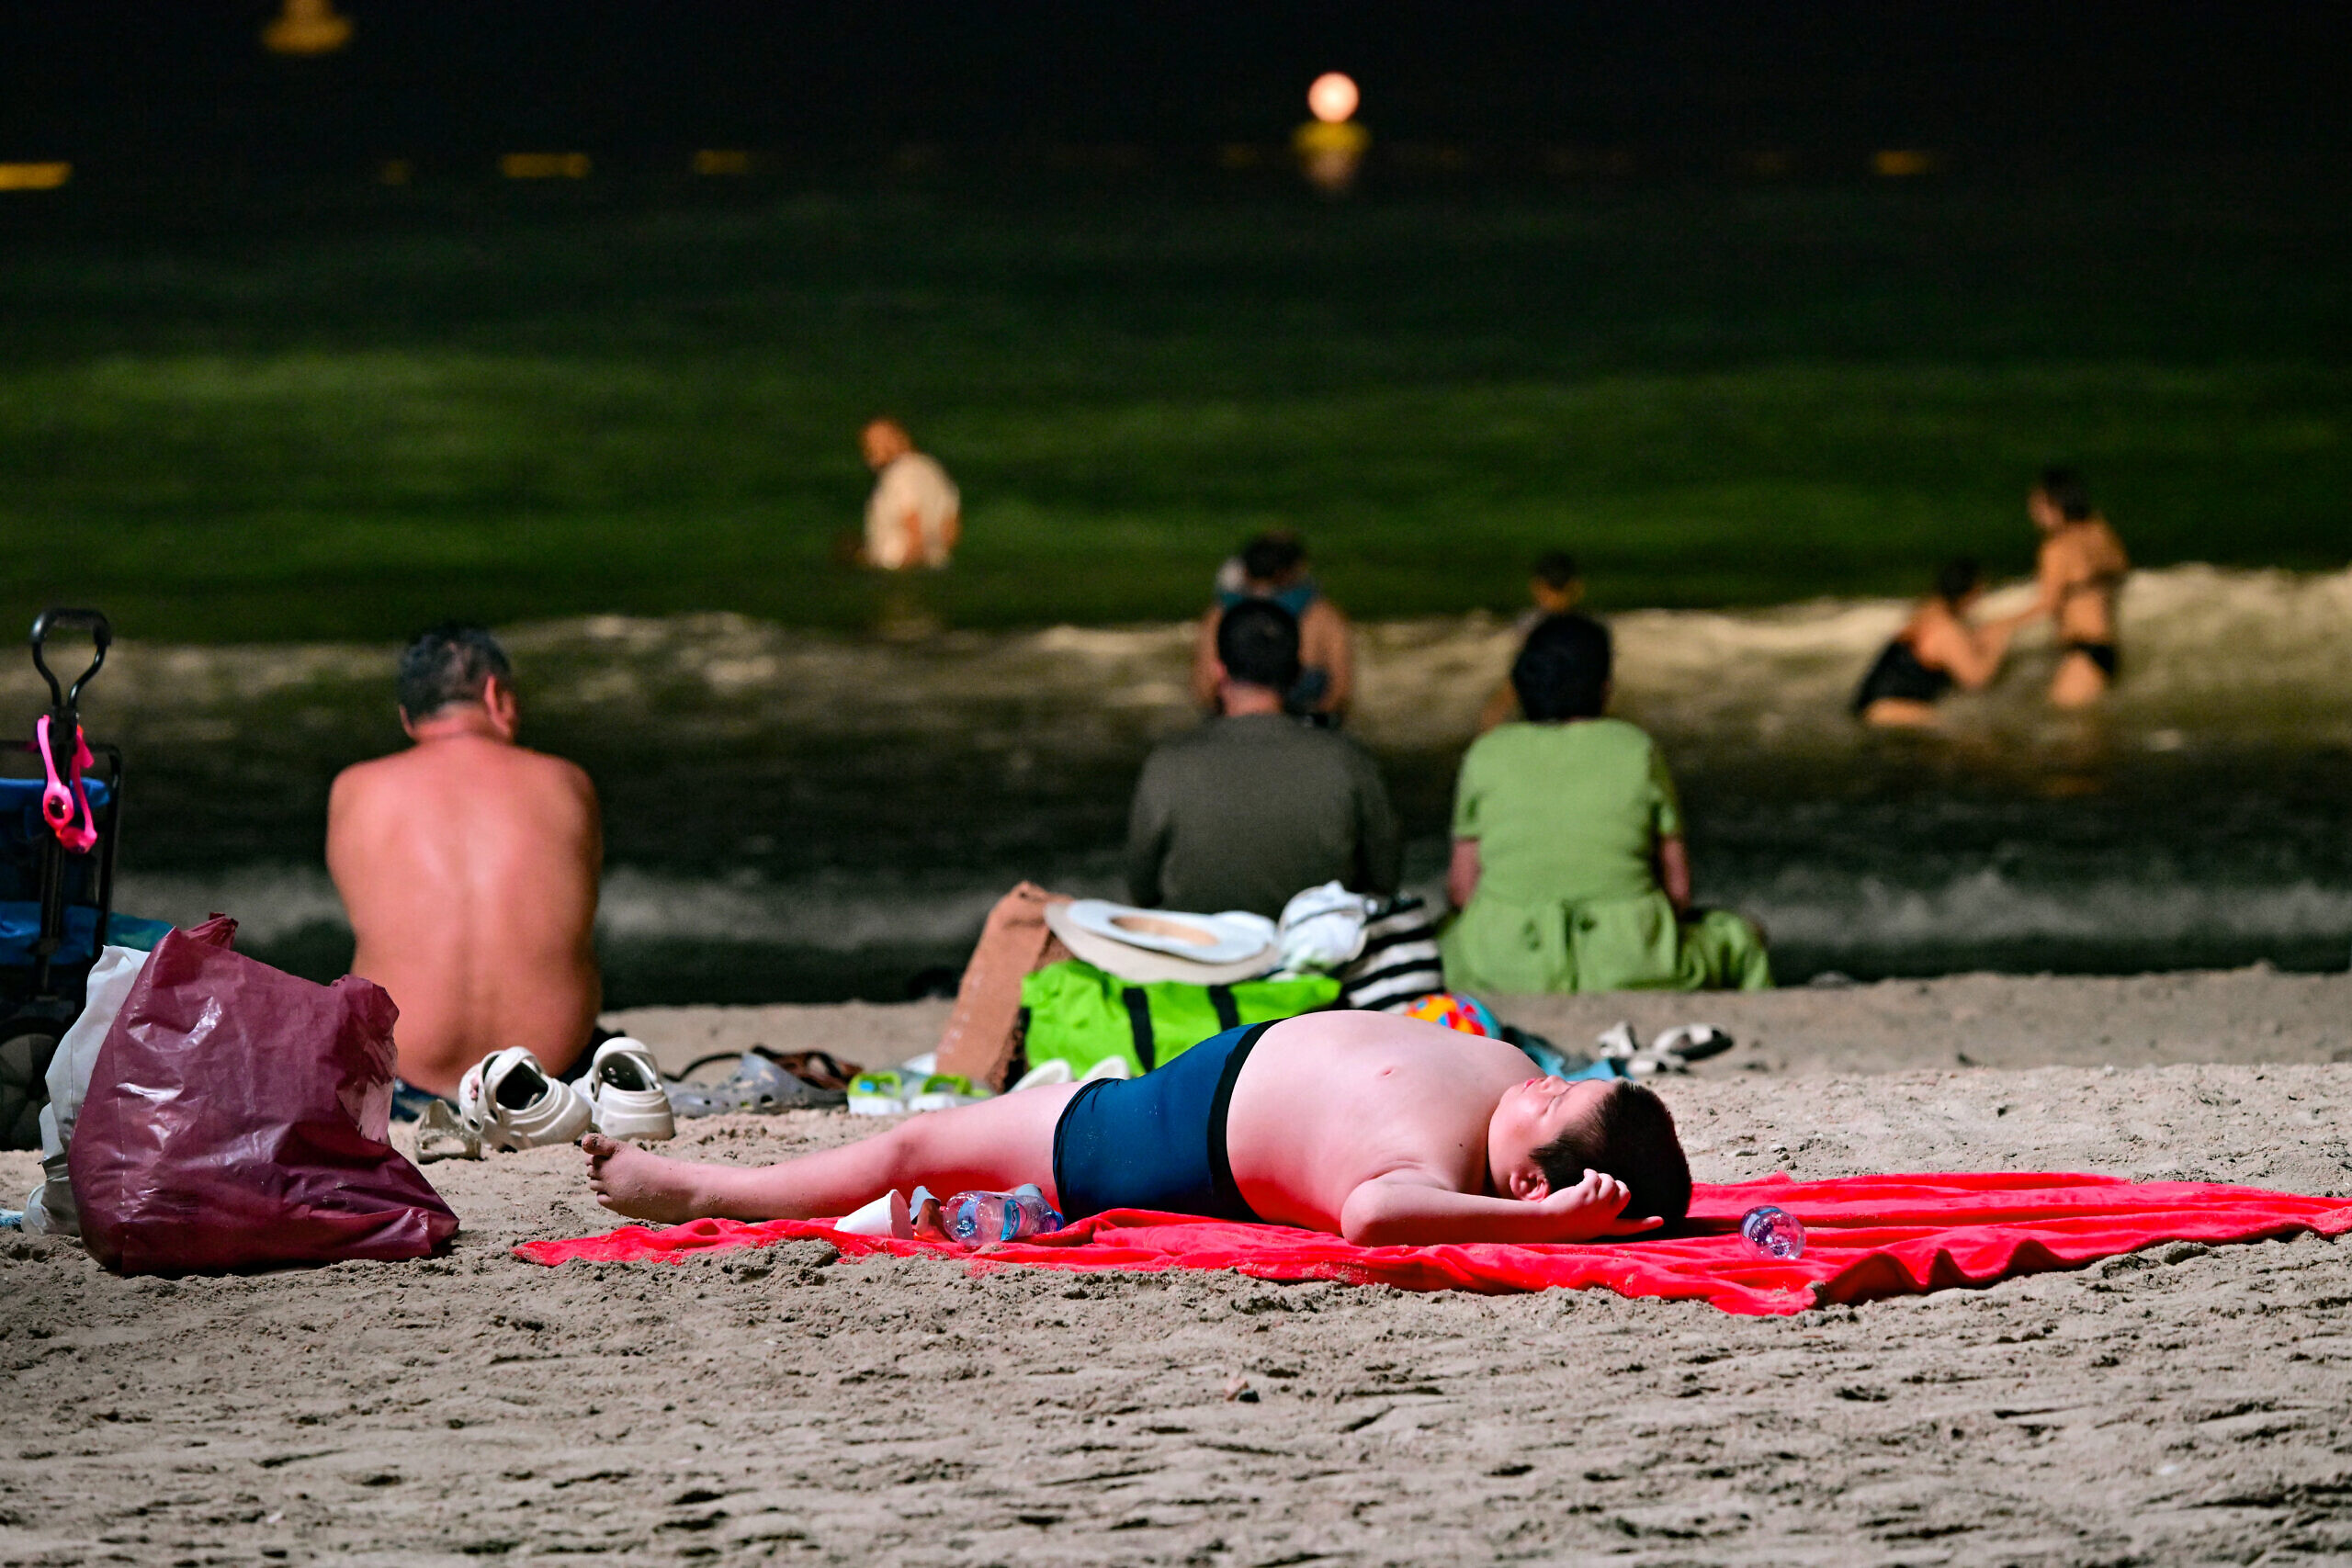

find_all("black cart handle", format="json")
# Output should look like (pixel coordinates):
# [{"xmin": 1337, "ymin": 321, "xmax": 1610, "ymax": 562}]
[{"xmin": 29, "ymin": 608, "xmax": 112, "ymax": 715}]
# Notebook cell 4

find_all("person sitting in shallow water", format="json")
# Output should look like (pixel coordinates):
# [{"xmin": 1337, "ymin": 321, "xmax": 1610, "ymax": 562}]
[
  {"xmin": 1191, "ymin": 530, "xmax": 1355, "ymax": 723},
  {"xmin": 1852, "ymin": 558, "xmax": 2020, "ymax": 727},
  {"xmin": 584, "ymin": 1009, "xmax": 1690, "ymax": 1245},
  {"xmin": 2018, "ymin": 466, "xmax": 2129, "ymax": 708},
  {"xmin": 1441, "ymin": 615, "xmax": 1770, "ymax": 996},
  {"xmin": 1478, "ymin": 549, "xmax": 1586, "ymax": 734}
]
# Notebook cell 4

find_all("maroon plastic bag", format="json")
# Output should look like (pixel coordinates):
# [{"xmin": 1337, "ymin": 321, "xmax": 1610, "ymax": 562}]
[{"xmin": 68, "ymin": 915, "xmax": 457, "ymax": 1272}]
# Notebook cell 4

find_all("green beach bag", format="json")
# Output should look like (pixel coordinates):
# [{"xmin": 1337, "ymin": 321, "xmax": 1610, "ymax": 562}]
[{"xmin": 1018, "ymin": 959, "xmax": 1340, "ymax": 1077}]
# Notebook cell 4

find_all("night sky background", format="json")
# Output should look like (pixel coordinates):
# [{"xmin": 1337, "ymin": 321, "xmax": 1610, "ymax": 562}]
[{"xmin": 6, "ymin": 4, "xmax": 2347, "ymax": 181}]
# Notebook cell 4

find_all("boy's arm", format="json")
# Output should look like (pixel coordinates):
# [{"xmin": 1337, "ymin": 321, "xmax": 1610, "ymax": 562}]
[{"xmin": 1339, "ymin": 1170, "xmax": 1663, "ymax": 1247}]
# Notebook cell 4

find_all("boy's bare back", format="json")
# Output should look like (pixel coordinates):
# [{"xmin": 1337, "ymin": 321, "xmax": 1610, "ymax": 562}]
[{"xmin": 1225, "ymin": 1011, "xmax": 1528, "ymax": 1228}]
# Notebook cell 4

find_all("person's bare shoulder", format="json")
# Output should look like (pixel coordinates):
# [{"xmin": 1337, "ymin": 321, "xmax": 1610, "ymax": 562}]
[
  {"xmin": 1304, "ymin": 597, "xmax": 1351, "ymax": 632},
  {"xmin": 514, "ymin": 748, "xmax": 598, "ymax": 809},
  {"xmin": 328, "ymin": 750, "xmax": 406, "ymax": 813}
]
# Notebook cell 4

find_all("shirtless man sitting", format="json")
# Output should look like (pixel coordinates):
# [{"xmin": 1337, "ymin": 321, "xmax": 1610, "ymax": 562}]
[
  {"xmin": 328, "ymin": 624, "xmax": 602, "ymax": 1099},
  {"xmin": 583, "ymin": 1010, "xmax": 1689, "ymax": 1246}
]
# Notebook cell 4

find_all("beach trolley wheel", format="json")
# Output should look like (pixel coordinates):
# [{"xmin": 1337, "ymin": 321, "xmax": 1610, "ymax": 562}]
[{"xmin": 0, "ymin": 1007, "xmax": 67, "ymax": 1151}]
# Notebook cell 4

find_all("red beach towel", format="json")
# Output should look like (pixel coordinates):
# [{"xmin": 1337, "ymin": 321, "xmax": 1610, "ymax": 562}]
[{"xmin": 515, "ymin": 1172, "xmax": 2352, "ymax": 1315}]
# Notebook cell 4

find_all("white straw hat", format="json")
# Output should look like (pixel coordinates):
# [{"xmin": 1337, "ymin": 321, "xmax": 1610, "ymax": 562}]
[{"xmin": 1044, "ymin": 899, "xmax": 1281, "ymax": 985}]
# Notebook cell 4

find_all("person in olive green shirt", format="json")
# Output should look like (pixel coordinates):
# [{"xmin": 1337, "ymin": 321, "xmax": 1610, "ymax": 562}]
[
  {"xmin": 1129, "ymin": 598, "xmax": 1401, "ymax": 919},
  {"xmin": 1442, "ymin": 615, "xmax": 1770, "ymax": 995}
]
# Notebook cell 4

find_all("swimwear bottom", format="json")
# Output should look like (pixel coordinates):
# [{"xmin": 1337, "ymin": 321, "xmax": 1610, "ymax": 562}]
[
  {"xmin": 1052, "ymin": 1020, "xmax": 1272, "ymax": 1222},
  {"xmin": 2064, "ymin": 641, "xmax": 2120, "ymax": 679},
  {"xmin": 1851, "ymin": 638, "xmax": 1953, "ymax": 714}
]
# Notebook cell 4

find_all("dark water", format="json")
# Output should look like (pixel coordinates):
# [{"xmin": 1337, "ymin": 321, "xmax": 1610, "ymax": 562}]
[{"xmin": 16, "ymin": 568, "xmax": 2349, "ymax": 1005}]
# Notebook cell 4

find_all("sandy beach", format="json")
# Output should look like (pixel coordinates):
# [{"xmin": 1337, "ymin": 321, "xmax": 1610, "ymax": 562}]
[{"xmin": 6, "ymin": 967, "xmax": 2352, "ymax": 1564}]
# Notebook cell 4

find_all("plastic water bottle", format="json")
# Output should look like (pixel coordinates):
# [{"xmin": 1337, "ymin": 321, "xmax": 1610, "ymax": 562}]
[
  {"xmin": 943, "ymin": 1184, "xmax": 1063, "ymax": 1246},
  {"xmin": 1739, "ymin": 1204, "xmax": 1805, "ymax": 1260}
]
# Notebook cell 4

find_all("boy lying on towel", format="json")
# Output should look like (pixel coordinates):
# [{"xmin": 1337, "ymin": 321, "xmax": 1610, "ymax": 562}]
[{"xmin": 583, "ymin": 1010, "xmax": 1690, "ymax": 1245}]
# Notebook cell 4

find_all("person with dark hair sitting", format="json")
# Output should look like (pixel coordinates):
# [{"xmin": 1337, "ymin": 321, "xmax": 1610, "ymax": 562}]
[
  {"xmin": 1131, "ymin": 598, "xmax": 1400, "ymax": 919},
  {"xmin": 1442, "ymin": 614, "xmax": 1770, "ymax": 994},
  {"xmin": 1851, "ymin": 558, "xmax": 2020, "ymax": 726},
  {"xmin": 583, "ymin": 1008, "xmax": 1690, "ymax": 1246},
  {"xmin": 327, "ymin": 623, "xmax": 603, "ymax": 1099},
  {"xmin": 2018, "ymin": 465, "xmax": 2129, "ymax": 708},
  {"xmin": 1190, "ymin": 529, "xmax": 1356, "ymax": 721}
]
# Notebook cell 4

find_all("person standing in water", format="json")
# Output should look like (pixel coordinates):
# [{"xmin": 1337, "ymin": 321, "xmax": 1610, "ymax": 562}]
[
  {"xmin": 1851, "ymin": 559, "xmax": 2019, "ymax": 727},
  {"xmin": 2018, "ymin": 467, "xmax": 2129, "ymax": 707},
  {"xmin": 858, "ymin": 417, "xmax": 961, "ymax": 570}
]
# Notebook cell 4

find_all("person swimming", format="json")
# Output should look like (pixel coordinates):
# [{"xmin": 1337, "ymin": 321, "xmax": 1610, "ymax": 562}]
[
  {"xmin": 2018, "ymin": 466, "xmax": 2130, "ymax": 707},
  {"xmin": 1852, "ymin": 558, "xmax": 2021, "ymax": 726}
]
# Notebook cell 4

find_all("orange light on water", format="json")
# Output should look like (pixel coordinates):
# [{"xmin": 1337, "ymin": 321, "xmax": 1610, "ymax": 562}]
[
  {"xmin": 262, "ymin": 0, "xmax": 352, "ymax": 57},
  {"xmin": 1872, "ymin": 149, "xmax": 1937, "ymax": 177},
  {"xmin": 692, "ymin": 150, "xmax": 751, "ymax": 176},
  {"xmin": 501, "ymin": 152, "xmax": 592, "ymax": 180},
  {"xmin": 1307, "ymin": 73, "xmax": 1360, "ymax": 125},
  {"xmin": 0, "ymin": 163, "xmax": 70, "ymax": 191}
]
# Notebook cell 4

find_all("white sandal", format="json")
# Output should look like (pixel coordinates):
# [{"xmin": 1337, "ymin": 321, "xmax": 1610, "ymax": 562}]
[
  {"xmin": 457, "ymin": 1047, "xmax": 593, "ymax": 1152},
  {"xmin": 577, "ymin": 1037, "xmax": 675, "ymax": 1141}
]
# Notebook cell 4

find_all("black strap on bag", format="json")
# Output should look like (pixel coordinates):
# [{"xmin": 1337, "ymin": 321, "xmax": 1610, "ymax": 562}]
[
  {"xmin": 1120, "ymin": 987, "xmax": 1157, "ymax": 1070},
  {"xmin": 1208, "ymin": 985, "xmax": 1241, "ymax": 1032}
]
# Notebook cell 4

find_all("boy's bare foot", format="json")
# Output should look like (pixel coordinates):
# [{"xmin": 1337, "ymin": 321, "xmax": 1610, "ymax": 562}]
[{"xmin": 582, "ymin": 1132, "xmax": 716, "ymax": 1224}]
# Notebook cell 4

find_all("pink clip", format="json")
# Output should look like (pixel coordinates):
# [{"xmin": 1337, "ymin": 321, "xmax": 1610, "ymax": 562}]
[{"xmin": 34, "ymin": 714, "xmax": 97, "ymax": 854}]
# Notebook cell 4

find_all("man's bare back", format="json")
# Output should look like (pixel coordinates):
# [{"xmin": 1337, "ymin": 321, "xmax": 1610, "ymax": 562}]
[
  {"xmin": 328, "ymin": 636, "xmax": 601, "ymax": 1097},
  {"xmin": 583, "ymin": 1011, "xmax": 1679, "ymax": 1247}
]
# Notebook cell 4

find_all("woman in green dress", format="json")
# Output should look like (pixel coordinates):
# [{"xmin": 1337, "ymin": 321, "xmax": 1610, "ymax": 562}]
[{"xmin": 1441, "ymin": 615, "xmax": 1770, "ymax": 995}]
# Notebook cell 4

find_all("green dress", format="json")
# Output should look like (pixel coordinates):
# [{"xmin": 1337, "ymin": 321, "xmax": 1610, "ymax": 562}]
[{"xmin": 1440, "ymin": 718, "xmax": 1770, "ymax": 994}]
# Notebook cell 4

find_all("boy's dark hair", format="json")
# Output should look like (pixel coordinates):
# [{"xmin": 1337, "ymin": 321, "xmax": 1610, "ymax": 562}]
[
  {"xmin": 1239, "ymin": 530, "xmax": 1307, "ymax": 584},
  {"xmin": 1510, "ymin": 613, "xmax": 1612, "ymax": 722},
  {"xmin": 1534, "ymin": 1079, "xmax": 1692, "ymax": 1227},
  {"xmin": 1216, "ymin": 598, "xmax": 1303, "ymax": 692},
  {"xmin": 1532, "ymin": 550, "xmax": 1582, "ymax": 590},
  {"xmin": 1934, "ymin": 558, "xmax": 1983, "ymax": 606},
  {"xmin": 2039, "ymin": 466, "xmax": 2093, "ymax": 522},
  {"xmin": 397, "ymin": 623, "xmax": 512, "ymax": 721}
]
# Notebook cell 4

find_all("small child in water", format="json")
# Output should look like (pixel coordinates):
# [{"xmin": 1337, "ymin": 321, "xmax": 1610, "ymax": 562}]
[{"xmin": 584, "ymin": 1010, "xmax": 1690, "ymax": 1246}]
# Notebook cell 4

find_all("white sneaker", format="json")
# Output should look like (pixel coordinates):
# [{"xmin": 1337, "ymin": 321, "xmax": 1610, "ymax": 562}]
[
  {"xmin": 457, "ymin": 1047, "xmax": 594, "ymax": 1152},
  {"xmin": 578, "ymin": 1037, "xmax": 676, "ymax": 1141}
]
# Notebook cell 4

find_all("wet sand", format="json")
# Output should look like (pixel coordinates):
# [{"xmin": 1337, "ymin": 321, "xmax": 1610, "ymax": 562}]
[{"xmin": 6, "ymin": 968, "xmax": 2352, "ymax": 1563}]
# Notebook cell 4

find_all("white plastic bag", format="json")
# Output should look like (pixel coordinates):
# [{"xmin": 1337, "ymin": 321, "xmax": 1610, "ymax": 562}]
[
  {"xmin": 1276, "ymin": 881, "xmax": 1376, "ymax": 975},
  {"xmin": 22, "ymin": 943, "xmax": 150, "ymax": 1237}
]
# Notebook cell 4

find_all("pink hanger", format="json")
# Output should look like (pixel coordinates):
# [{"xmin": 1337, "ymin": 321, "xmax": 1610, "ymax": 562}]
[{"xmin": 34, "ymin": 713, "xmax": 97, "ymax": 853}]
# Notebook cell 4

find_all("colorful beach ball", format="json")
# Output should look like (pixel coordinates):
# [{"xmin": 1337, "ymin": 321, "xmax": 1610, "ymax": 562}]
[{"xmin": 1402, "ymin": 991, "xmax": 1501, "ymax": 1038}]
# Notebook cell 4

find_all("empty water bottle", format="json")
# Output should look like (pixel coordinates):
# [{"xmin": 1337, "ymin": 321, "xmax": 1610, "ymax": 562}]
[
  {"xmin": 943, "ymin": 1183, "xmax": 1063, "ymax": 1246},
  {"xmin": 1739, "ymin": 1204, "xmax": 1805, "ymax": 1259}
]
